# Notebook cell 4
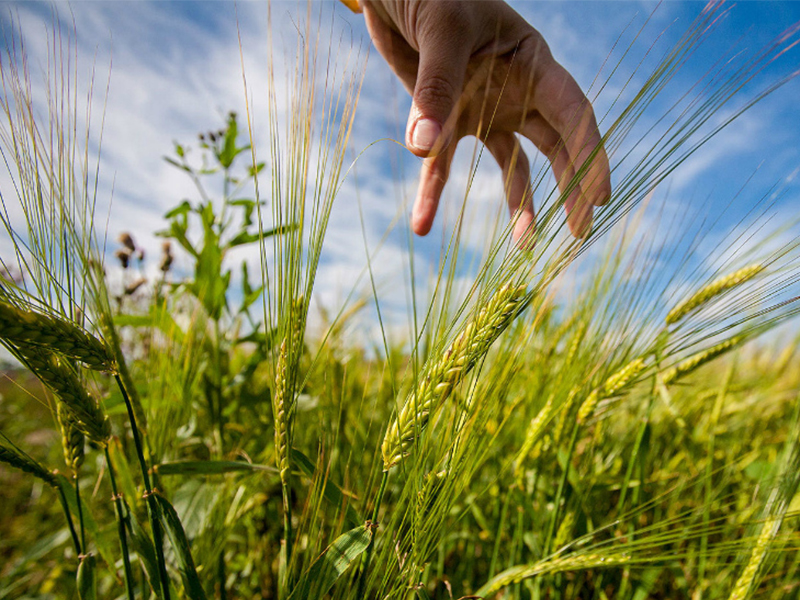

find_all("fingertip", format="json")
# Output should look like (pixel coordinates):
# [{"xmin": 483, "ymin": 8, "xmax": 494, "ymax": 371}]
[
  {"xmin": 411, "ymin": 207, "xmax": 434, "ymax": 236},
  {"xmin": 407, "ymin": 116, "xmax": 443, "ymax": 156},
  {"xmin": 565, "ymin": 194, "xmax": 593, "ymax": 239},
  {"xmin": 512, "ymin": 212, "xmax": 536, "ymax": 249},
  {"xmin": 411, "ymin": 188, "xmax": 437, "ymax": 236}
]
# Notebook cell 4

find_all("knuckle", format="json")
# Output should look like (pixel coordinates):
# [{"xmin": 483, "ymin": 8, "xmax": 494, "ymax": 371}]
[{"xmin": 415, "ymin": 74, "xmax": 460, "ymax": 113}]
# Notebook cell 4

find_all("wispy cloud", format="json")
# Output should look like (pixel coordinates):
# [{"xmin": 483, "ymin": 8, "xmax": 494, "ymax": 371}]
[{"xmin": 2, "ymin": 1, "xmax": 798, "ymax": 333}]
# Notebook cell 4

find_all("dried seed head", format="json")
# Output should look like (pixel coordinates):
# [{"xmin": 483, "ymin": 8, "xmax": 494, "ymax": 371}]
[
  {"xmin": 114, "ymin": 249, "xmax": 131, "ymax": 269},
  {"xmin": 382, "ymin": 284, "xmax": 528, "ymax": 469},
  {"xmin": 0, "ymin": 301, "xmax": 115, "ymax": 371},
  {"xmin": 124, "ymin": 278, "xmax": 147, "ymax": 296},
  {"xmin": 666, "ymin": 264, "xmax": 764, "ymax": 326},
  {"xmin": 117, "ymin": 232, "xmax": 136, "ymax": 252}
]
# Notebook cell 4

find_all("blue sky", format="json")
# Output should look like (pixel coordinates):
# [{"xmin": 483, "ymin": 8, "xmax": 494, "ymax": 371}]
[{"xmin": 2, "ymin": 1, "xmax": 799, "ymax": 340}]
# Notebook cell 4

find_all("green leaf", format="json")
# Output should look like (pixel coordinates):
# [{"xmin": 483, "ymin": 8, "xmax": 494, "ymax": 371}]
[
  {"xmin": 123, "ymin": 499, "xmax": 162, "ymax": 598},
  {"xmin": 163, "ymin": 156, "xmax": 192, "ymax": 173},
  {"xmin": 291, "ymin": 449, "xmax": 362, "ymax": 529},
  {"xmin": 164, "ymin": 200, "xmax": 192, "ymax": 220},
  {"xmin": 76, "ymin": 553, "xmax": 97, "ymax": 600},
  {"xmin": 227, "ymin": 231, "xmax": 262, "ymax": 248},
  {"xmin": 248, "ymin": 161, "xmax": 266, "ymax": 177},
  {"xmin": 218, "ymin": 114, "xmax": 239, "ymax": 169},
  {"xmin": 154, "ymin": 493, "xmax": 208, "ymax": 600},
  {"xmin": 287, "ymin": 525, "xmax": 372, "ymax": 600},
  {"xmin": 156, "ymin": 460, "xmax": 278, "ymax": 476}
]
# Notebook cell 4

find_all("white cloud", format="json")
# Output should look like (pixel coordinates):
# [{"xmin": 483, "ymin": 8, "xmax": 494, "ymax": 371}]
[{"xmin": 1, "ymin": 0, "xmax": 799, "ymax": 339}]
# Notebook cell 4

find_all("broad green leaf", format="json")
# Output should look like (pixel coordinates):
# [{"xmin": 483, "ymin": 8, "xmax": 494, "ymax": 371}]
[
  {"xmin": 155, "ymin": 460, "xmax": 278, "ymax": 476},
  {"xmin": 154, "ymin": 493, "xmax": 208, "ymax": 600},
  {"xmin": 291, "ymin": 449, "xmax": 361, "ymax": 528},
  {"xmin": 287, "ymin": 525, "xmax": 372, "ymax": 600}
]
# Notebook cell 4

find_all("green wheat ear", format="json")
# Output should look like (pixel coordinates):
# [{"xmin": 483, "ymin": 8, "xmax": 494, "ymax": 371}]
[
  {"xmin": 18, "ymin": 346, "xmax": 111, "ymax": 445},
  {"xmin": 662, "ymin": 336, "xmax": 744, "ymax": 385},
  {"xmin": 0, "ymin": 301, "xmax": 116, "ymax": 372},
  {"xmin": 666, "ymin": 264, "xmax": 764, "ymax": 326},
  {"xmin": 57, "ymin": 401, "xmax": 85, "ymax": 473},
  {"xmin": 382, "ymin": 284, "xmax": 528, "ymax": 470},
  {"xmin": 0, "ymin": 443, "xmax": 57, "ymax": 487}
]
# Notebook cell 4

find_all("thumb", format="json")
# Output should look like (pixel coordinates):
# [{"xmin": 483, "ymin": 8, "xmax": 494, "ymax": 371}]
[{"xmin": 406, "ymin": 13, "xmax": 471, "ymax": 156}]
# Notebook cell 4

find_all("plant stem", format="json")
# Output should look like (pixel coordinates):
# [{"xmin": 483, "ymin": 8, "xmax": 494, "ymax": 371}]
[
  {"xmin": 357, "ymin": 470, "xmax": 389, "ymax": 599},
  {"xmin": 218, "ymin": 550, "xmax": 227, "ymax": 600},
  {"xmin": 57, "ymin": 483, "xmax": 82, "ymax": 556},
  {"xmin": 544, "ymin": 422, "xmax": 579, "ymax": 556},
  {"xmin": 282, "ymin": 479, "xmax": 293, "ymax": 593},
  {"xmin": 115, "ymin": 374, "xmax": 172, "ymax": 600},
  {"xmin": 105, "ymin": 446, "xmax": 136, "ymax": 600},
  {"xmin": 75, "ymin": 473, "xmax": 87, "ymax": 556}
]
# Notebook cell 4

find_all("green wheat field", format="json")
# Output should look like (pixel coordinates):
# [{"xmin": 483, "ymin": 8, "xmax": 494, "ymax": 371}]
[{"xmin": 2, "ymin": 4, "xmax": 800, "ymax": 600}]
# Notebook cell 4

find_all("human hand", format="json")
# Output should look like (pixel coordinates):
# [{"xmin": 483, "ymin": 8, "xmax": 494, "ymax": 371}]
[{"xmin": 359, "ymin": 0, "xmax": 611, "ymax": 241}]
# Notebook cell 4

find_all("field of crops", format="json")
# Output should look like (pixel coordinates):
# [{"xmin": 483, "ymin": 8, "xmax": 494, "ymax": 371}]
[{"xmin": 1, "ymin": 3, "xmax": 800, "ymax": 600}]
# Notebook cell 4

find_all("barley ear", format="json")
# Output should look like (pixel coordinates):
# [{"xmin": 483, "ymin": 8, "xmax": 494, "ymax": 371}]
[
  {"xmin": 0, "ymin": 301, "xmax": 116, "ymax": 372},
  {"xmin": 0, "ymin": 443, "xmax": 57, "ymax": 487},
  {"xmin": 273, "ymin": 338, "xmax": 291, "ymax": 483},
  {"xmin": 382, "ymin": 284, "xmax": 528, "ymax": 470},
  {"xmin": 578, "ymin": 357, "xmax": 647, "ymax": 424},
  {"xmin": 514, "ymin": 395, "xmax": 555, "ymax": 481},
  {"xmin": 57, "ymin": 401, "xmax": 85, "ymax": 473},
  {"xmin": 662, "ymin": 336, "xmax": 744, "ymax": 385},
  {"xmin": 666, "ymin": 264, "xmax": 764, "ymax": 326},
  {"xmin": 272, "ymin": 294, "xmax": 306, "ymax": 483},
  {"xmin": 19, "ymin": 347, "xmax": 111, "ymax": 444},
  {"xmin": 728, "ymin": 516, "xmax": 781, "ymax": 600}
]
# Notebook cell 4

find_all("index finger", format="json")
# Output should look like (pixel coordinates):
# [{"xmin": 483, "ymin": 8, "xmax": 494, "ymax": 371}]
[{"xmin": 532, "ymin": 55, "xmax": 611, "ymax": 208}]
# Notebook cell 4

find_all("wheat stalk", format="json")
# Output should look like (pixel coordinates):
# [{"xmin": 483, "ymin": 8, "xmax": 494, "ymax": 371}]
[
  {"xmin": 0, "ymin": 301, "xmax": 116, "ymax": 372},
  {"xmin": 382, "ymin": 284, "xmax": 528, "ymax": 470},
  {"xmin": 666, "ymin": 264, "xmax": 764, "ymax": 326},
  {"xmin": 18, "ymin": 346, "xmax": 111, "ymax": 444}
]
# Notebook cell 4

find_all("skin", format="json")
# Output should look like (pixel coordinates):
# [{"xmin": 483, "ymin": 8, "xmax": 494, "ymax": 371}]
[{"xmin": 360, "ymin": 0, "xmax": 612, "ymax": 242}]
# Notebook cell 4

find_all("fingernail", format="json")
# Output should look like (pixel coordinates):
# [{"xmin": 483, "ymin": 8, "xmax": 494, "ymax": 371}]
[{"xmin": 411, "ymin": 118, "xmax": 441, "ymax": 152}]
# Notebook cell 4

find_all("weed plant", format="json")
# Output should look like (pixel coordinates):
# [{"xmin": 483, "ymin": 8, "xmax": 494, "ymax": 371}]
[{"xmin": 2, "ymin": 4, "xmax": 800, "ymax": 600}]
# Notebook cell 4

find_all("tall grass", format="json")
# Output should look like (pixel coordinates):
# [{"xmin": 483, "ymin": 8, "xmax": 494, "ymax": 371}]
[{"xmin": 1, "ymin": 3, "xmax": 800, "ymax": 600}]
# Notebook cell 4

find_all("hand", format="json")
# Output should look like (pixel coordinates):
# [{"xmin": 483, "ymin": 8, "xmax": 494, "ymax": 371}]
[{"xmin": 361, "ymin": 0, "xmax": 611, "ymax": 241}]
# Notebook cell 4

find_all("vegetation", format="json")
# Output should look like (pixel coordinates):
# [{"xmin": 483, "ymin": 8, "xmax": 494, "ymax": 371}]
[{"xmin": 2, "ymin": 4, "xmax": 800, "ymax": 600}]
